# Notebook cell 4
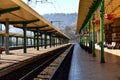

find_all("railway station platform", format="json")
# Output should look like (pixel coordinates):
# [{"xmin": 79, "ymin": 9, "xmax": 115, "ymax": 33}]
[
  {"xmin": 68, "ymin": 44, "xmax": 120, "ymax": 80},
  {"xmin": 0, "ymin": 44, "xmax": 68, "ymax": 77}
]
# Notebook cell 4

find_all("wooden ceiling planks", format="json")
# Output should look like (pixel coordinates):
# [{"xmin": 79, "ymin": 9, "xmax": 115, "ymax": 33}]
[
  {"xmin": 76, "ymin": 0, "xmax": 94, "ymax": 33},
  {"xmin": 0, "ymin": 0, "xmax": 69, "ymax": 39},
  {"xmin": 0, "ymin": 31, "xmax": 33, "ymax": 38},
  {"xmin": 77, "ymin": 0, "xmax": 120, "ymax": 33}
]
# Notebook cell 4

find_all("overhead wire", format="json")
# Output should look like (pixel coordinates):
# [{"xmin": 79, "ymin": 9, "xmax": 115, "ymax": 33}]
[
  {"xmin": 53, "ymin": 0, "xmax": 63, "ymax": 13},
  {"xmin": 32, "ymin": 0, "xmax": 59, "ymax": 13},
  {"xmin": 27, "ymin": 0, "xmax": 63, "ymax": 13},
  {"xmin": 50, "ymin": 0, "xmax": 59, "ymax": 13}
]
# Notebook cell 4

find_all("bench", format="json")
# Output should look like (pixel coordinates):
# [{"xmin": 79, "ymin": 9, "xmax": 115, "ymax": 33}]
[{"xmin": 0, "ymin": 47, "xmax": 5, "ymax": 54}]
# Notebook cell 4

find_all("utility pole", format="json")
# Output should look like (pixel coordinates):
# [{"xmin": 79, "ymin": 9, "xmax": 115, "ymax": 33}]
[
  {"xmin": 27, "ymin": 0, "xmax": 52, "ymax": 4},
  {"xmin": 51, "ymin": 21, "xmax": 63, "ymax": 29},
  {"xmin": 0, "ymin": 24, "xmax": 2, "ymax": 31}
]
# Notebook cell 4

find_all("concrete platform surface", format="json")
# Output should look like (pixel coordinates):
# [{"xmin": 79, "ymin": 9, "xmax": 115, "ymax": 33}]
[
  {"xmin": 68, "ymin": 44, "xmax": 120, "ymax": 80},
  {"xmin": 95, "ymin": 44, "xmax": 120, "ymax": 56},
  {"xmin": 0, "ymin": 44, "xmax": 67, "ymax": 77}
]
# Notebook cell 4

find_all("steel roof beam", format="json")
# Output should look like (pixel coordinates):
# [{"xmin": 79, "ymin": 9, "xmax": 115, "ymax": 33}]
[
  {"xmin": 0, "ymin": 19, "xmax": 40, "ymax": 24},
  {"xmin": 80, "ymin": 0, "xmax": 102, "ymax": 33},
  {"xmin": 26, "ymin": 25, "xmax": 48, "ymax": 30},
  {"xmin": 0, "ymin": 6, "xmax": 20, "ymax": 14}
]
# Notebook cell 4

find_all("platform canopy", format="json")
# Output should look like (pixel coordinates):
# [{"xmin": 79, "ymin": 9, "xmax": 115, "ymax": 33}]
[
  {"xmin": 76, "ymin": 0, "xmax": 102, "ymax": 33},
  {"xmin": 0, "ymin": 0, "xmax": 69, "ymax": 39},
  {"xmin": 76, "ymin": 0, "xmax": 120, "ymax": 33},
  {"xmin": 0, "ymin": 31, "xmax": 33, "ymax": 38},
  {"xmin": 94, "ymin": 0, "xmax": 120, "ymax": 27}
]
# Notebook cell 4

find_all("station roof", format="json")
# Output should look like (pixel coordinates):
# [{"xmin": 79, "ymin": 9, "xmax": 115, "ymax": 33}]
[
  {"xmin": 0, "ymin": 0, "xmax": 69, "ymax": 39},
  {"xmin": 94, "ymin": 0, "xmax": 120, "ymax": 27},
  {"xmin": 76, "ymin": 0, "xmax": 102, "ymax": 33},
  {"xmin": 0, "ymin": 31, "xmax": 33, "ymax": 38},
  {"xmin": 76, "ymin": 0, "xmax": 120, "ymax": 33}
]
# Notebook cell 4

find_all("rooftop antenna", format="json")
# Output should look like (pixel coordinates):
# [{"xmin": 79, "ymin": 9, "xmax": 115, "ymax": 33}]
[
  {"xmin": 36, "ymin": 0, "xmax": 53, "ymax": 4},
  {"xmin": 27, "ymin": 0, "xmax": 53, "ymax": 6},
  {"xmin": 51, "ymin": 21, "xmax": 63, "ymax": 29}
]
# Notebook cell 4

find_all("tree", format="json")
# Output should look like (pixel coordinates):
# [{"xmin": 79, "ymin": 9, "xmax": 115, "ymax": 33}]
[{"xmin": 63, "ymin": 24, "xmax": 76, "ymax": 42}]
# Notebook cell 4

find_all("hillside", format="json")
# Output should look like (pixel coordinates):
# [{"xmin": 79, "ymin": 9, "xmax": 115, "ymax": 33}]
[
  {"xmin": 42, "ymin": 13, "xmax": 78, "ymax": 39},
  {"xmin": 43, "ymin": 13, "xmax": 78, "ymax": 30},
  {"xmin": 0, "ymin": 13, "xmax": 78, "ymax": 39}
]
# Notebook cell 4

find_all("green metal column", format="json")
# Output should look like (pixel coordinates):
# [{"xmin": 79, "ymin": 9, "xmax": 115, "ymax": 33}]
[
  {"xmin": 44, "ymin": 32, "xmax": 47, "ymax": 49},
  {"xmin": 27, "ymin": 37, "xmax": 28, "ymax": 46},
  {"xmin": 65, "ymin": 39, "xmax": 67, "ymax": 44},
  {"xmin": 80, "ymin": 35, "xmax": 82, "ymax": 44},
  {"xmin": 22, "ymin": 37, "xmax": 23, "ymax": 46},
  {"xmin": 37, "ymin": 28, "xmax": 39, "ymax": 50},
  {"xmin": 49, "ymin": 34, "xmax": 52, "ymax": 48},
  {"xmin": 16, "ymin": 36, "xmax": 18, "ymax": 46},
  {"xmin": 54, "ymin": 36, "xmax": 55, "ymax": 46},
  {"xmin": 81, "ymin": 35, "xmax": 83, "ymax": 45},
  {"xmin": 82, "ymin": 31, "xmax": 84, "ymax": 46},
  {"xmin": 57, "ymin": 37, "xmax": 58, "ymax": 45},
  {"xmin": 23, "ymin": 23, "xmax": 27, "ymax": 53},
  {"xmin": 28, "ymin": 37, "xmax": 31, "ymax": 45},
  {"xmin": 9, "ymin": 36, "xmax": 11, "ymax": 46},
  {"xmin": 88, "ymin": 21, "xmax": 91, "ymax": 47},
  {"xmin": 30, "ymin": 38, "xmax": 32, "ymax": 46},
  {"xmin": 41, "ymin": 33, "xmax": 43, "ymax": 47},
  {"xmin": 66, "ymin": 39, "xmax": 68, "ymax": 44},
  {"xmin": 60, "ymin": 38, "xmax": 61, "ymax": 45},
  {"xmin": 56, "ymin": 37, "xmax": 58, "ymax": 45},
  {"xmin": 5, "ymin": 18, "xmax": 9, "ymax": 54},
  {"xmin": 52, "ymin": 36, "xmax": 55, "ymax": 46},
  {"xmin": 54, "ymin": 36, "xmax": 56, "ymax": 46},
  {"xmin": 100, "ymin": 0, "xmax": 105, "ymax": 63},
  {"xmin": 51, "ymin": 35, "xmax": 53, "ymax": 47},
  {"xmin": 60, "ymin": 38, "xmax": 62, "ymax": 44},
  {"xmin": 34, "ymin": 31, "xmax": 36, "ymax": 48},
  {"xmin": 80, "ymin": 35, "xmax": 81, "ymax": 44},
  {"xmin": 26, "ymin": 37, "xmax": 27, "ymax": 46},
  {"xmin": 61, "ymin": 38, "xmax": 62, "ymax": 45},
  {"xmin": 85, "ymin": 28, "xmax": 87, "ymax": 46},
  {"xmin": 63, "ymin": 38, "xmax": 65, "ymax": 44},
  {"xmin": 55, "ymin": 37, "xmax": 57, "ymax": 46},
  {"xmin": 58, "ymin": 37, "xmax": 60, "ymax": 45},
  {"xmin": 92, "ymin": 14, "xmax": 96, "ymax": 57},
  {"xmin": 63, "ymin": 38, "xmax": 64, "ymax": 44},
  {"xmin": 82, "ymin": 35, "xmax": 84, "ymax": 45},
  {"xmin": 83, "ymin": 30, "xmax": 85, "ymax": 46},
  {"xmin": 65, "ymin": 38, "xmax": 67, "ymax": 44},
  {"xmin": 2, "ymin": 35, "xmax": 4, "ymax": 46}
]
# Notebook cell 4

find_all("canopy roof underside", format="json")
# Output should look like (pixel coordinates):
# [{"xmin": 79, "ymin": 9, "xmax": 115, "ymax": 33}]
[
  {"xmin": 0, "ymin": 0, "xmax": 69, "ymax": 39},
  {"xmin": 76, "ymin": 0, "xmax": 120, "ymax": 33}
]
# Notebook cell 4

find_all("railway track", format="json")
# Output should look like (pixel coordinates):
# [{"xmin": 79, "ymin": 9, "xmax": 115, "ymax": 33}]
[
  {"xmin": 0, "ymin": 44, "xmax": 73, "ymax": 80},
  {"xmin": 34, "ymin": 45, "xmax": 73, "ymax": 80}
]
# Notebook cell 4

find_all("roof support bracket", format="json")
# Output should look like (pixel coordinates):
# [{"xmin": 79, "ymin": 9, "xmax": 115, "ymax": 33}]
[
  {"xmin": 39, "ymin": 29, "xmax": 53, "ymax": 32},
  {"xmin": 25, "ymin": 19, "xmax": 40, "ymax": 24},
  {"xmin": 79, "ymin": 0, "xmax": 102, "ymax": 33},
  {"xmin": 0, "ymin": 6, "xmax": 20, "ymax": 14},
  {"xmin": 0, "ymin": 19, "xmax": 40, "ymax": 24},
  {"xmin": 26, "ymin": 25, "xmax": 48, "ymax": 30}
]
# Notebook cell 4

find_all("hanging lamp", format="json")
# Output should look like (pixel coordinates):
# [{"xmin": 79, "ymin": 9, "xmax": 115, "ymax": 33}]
[
  {"xmin": 93, "ymin": 19, "xmax": 100, "ymax": 24},
  {"xmin": 105, "ymin": 13, "xmax": 116, "ymax": 20},
  {"xmin": 104, "ymin": 0, "xmax": 116, "ymax": 20}
]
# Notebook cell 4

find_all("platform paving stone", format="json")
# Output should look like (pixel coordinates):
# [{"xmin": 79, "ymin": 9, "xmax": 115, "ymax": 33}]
[
  {"xmin": 68, "ymin": 44, "xmax": 120, "ymax": 80},
  {"xmin": 0, "ymin": 45, "xmax": 67, "ymax": 70}
]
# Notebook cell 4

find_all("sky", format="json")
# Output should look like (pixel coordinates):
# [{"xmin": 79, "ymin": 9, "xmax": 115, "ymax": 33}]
[{"xmin": 23, "ymin": 0, "xmax": 79, "ymax": 15}]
